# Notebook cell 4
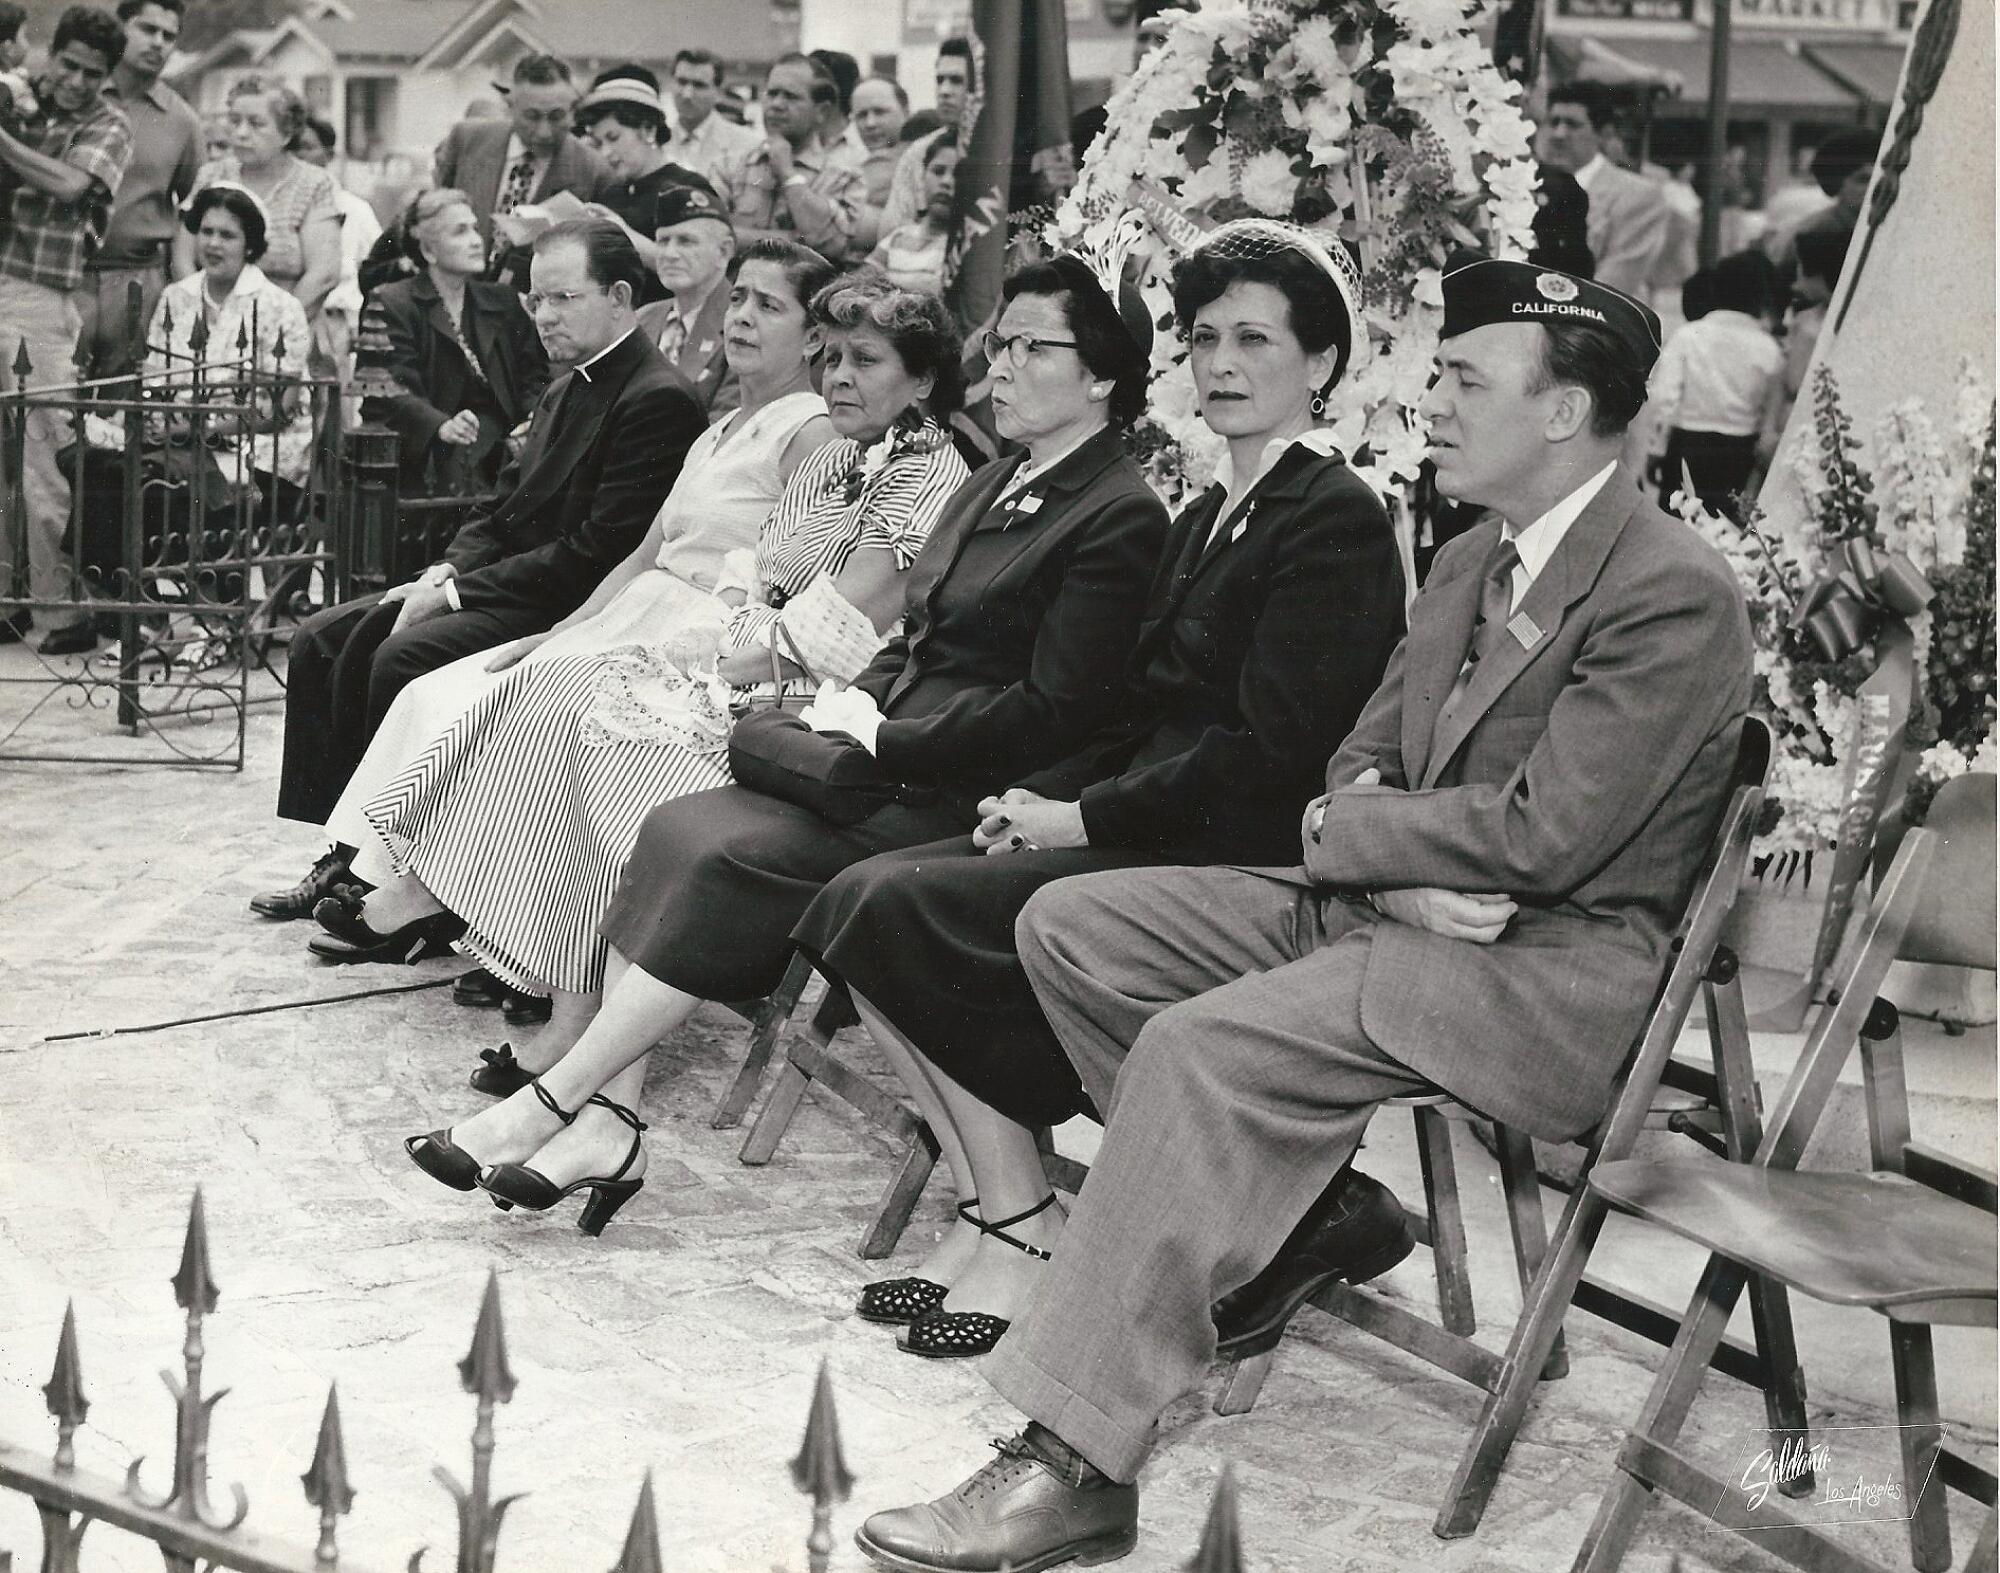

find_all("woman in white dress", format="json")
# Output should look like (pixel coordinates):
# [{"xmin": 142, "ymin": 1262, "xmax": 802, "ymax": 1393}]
[
  {"xmin": 322, "ymin": 276, "xmax": 970, "ymax": 1133},
  {"xmin": 300, "ymin": 238, "xmax": 841, "ymax": 941}
]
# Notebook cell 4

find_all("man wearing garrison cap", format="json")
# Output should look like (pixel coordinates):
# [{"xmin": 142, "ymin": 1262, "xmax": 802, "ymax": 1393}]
[
  {"xmin": 633, "ymin": 183, "xmax": 738, "ymax": 417},
  {"xmin": 852, "ymin": 257, "xmax": 1754, "ymax": 1573}
]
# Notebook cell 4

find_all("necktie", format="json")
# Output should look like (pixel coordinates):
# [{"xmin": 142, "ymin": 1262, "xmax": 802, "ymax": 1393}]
[
  {"xmin": 496, "ymin": 153, "xmax": 536, "ymax": 216},
  {"xmin": 655, "ymin": 305, "xmax": 687, "ymax": 363},
  {"xmin": 1438, "ymin": 536, "xmax": 1522, "ymax": 724}
]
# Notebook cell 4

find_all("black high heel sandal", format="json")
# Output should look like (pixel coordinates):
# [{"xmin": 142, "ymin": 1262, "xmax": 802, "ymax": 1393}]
[
  {"xmin": 404, "ymin": 1077, "xmax": 577, "ymax": 1200},
  {"xmin": 856, "ymin": 1198, "xmax": 981, "ymax": 1325},
  {"xmin": 477, "ymin": 1094, "xmax": 648, "ymax": 1237},
  {"xmin": 897, "ymin": 1195, "xmax": 1059, "ymax": 1359},
  {"xmin": 307, "ymin": 897, "xmax": 464, "ymax": 964}
]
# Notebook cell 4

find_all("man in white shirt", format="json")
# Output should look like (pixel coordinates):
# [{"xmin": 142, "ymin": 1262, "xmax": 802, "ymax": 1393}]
[
  {"xmin": 852, "ymin": 256, "xmax": 1755, "ymax": 1573},
  {"xmin": 665, "ymin": 47, "xmax": 759, "ymax": 184},
  {"xmin": 1649, "ymin": 250, "xmax": 1785, "ymax": 517},
  {"xmin": 1539, "ymin": 81, "xmax": 1671, "ymax": 300}
]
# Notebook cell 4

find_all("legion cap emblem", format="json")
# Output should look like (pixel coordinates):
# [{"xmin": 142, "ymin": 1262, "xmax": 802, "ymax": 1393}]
[{"xmin": 1536, "ymin": 271, "xmax": 1580, "ymax": 303}]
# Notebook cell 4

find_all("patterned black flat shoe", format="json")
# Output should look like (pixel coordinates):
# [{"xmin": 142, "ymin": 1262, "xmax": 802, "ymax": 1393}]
[
  {"xmin": 893, "ymin": 1195, "xmax": 1058, "ymax": 1360},
  {"xmin": 469, "ymin": 1043, "xmax": 535, "ymax": 1099},
  {"xmin": 855, "ymin": 1197, "xmax": 982, "ymax": 1324},
  {"xmin": 898, "ymin": 1308, "xmax": 1011, "ymax": 1359},
  {"xmin": 857, "ymin": 1277, "xmax": 948, "ymax": 1325}
]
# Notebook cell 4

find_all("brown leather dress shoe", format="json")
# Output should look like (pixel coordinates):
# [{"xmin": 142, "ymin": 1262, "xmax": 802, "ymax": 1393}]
[
  {"xmin": 854, "ymin": 1425, "xmax": 1137, "ymax": 1572},
  {"xmin": 1211, "ymin": 1168, "xmax": 1414, "ymax": 1360}
]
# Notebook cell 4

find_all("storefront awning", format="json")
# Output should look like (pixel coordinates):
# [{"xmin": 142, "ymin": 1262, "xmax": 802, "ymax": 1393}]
[
  {"xmin": 1798, "ymin": 40, "xmax": 1911, "ymax": 106},
  {"xmin": 1554, "ymin": 34, "xmax": 1872, "ymax": 110}
]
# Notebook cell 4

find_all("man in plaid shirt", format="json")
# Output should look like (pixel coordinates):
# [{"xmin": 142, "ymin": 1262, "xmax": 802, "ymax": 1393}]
[{"xmin": 0, "ymin": 5, "xmax": 132, "ymax": 655}]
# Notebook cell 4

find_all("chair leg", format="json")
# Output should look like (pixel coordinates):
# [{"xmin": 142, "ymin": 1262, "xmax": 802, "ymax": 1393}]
[
  {"xmin": 1568, "ymin": 1254, "xmax": 1753, "ymax": 1572},
  {"xmin": 739, "ymin": 1059, "xmax": 811, "ymax": 1166},
  {"xmin": 1494, "ymin": 1124, "xmax": 1569, "ymax": 1381},
  {"xmin": 1707, "ymin": 969, "xmax": 1815, "ymax": 1493},
  {"xmin": 858, "ymin": 1122, "xmax": 940, "ymax": 1260},
  {"xmin": 1213, "ymin": 1351, "xmax": 1277, "ymax": 1417},
  {"xmin": 1891, "ymin": 1320, "xmax": 1952, "ymax": 1573},
  {"xmin": 1435, "ymin": 1184, "xmax": 1610, "ymax": 1538},
  {"xmin": 1966, "ymin": 1505, "xmax": 1998, "ymax": 1573},
  {"xmin": 712, "ymin": 954, "xmax": 812, "ymax": 1130},
  {"xmin": 1414, "ymin": 1106, "xmax": 1476, "ymax": 1336}
]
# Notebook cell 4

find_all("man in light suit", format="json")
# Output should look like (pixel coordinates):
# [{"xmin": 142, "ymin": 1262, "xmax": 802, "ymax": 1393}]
[
  {"xmin": 1540, "ymin": 81, "xmax": 1671, "ymax": 300},
  {"xmin": 851, "ymin": 258, "xmax": 1754, "ymax": 1573},
  {"xmin": 434, "ymin": 53, "xmax": 609, "ymax": 262}
]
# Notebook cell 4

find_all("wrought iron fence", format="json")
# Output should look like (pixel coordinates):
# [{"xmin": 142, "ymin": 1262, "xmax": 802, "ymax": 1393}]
[
  {"xmin": 0, "ymin": 1191, "xmax": 1249, "ymax": 1573},
  {"xmin": 0, "ymin": 282, "xmax": 344, "ymax": 769}
]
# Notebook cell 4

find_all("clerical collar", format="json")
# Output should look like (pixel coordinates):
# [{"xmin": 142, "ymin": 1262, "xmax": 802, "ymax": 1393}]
[
  {"xmin": 574, "ymin": 326, "xmax": 636, "ymax": 382},
  {"xmin": 1505, "ymin": 460, "xmax": 1616, "ymax": 584}
]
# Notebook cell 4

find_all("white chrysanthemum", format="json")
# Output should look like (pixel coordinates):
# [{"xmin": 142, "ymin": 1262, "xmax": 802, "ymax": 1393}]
[{"xmin": 1239, "ymin": 147, "xmax": 1301, "ymax": 213}]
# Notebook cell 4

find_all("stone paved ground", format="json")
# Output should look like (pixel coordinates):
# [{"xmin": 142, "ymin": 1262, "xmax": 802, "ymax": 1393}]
[{"xmin": 1, "ymin": 646, "xmax": 1994, "ymax": 1573}]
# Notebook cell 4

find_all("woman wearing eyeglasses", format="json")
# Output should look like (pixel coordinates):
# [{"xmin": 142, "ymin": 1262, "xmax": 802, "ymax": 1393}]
[
  {"xmin": 800, "ymin": 219, "xmax": 1405, "ymax": 1356},
  {"xmin": 404, "ymin": 256, "xmax": 1171, "ymax": 1235}
]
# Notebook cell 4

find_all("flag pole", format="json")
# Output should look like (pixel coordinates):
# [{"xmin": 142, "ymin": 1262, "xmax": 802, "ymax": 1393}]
[{"xmin": 1699, "ymin": 0, "xmax": 1734, "ymax": 268}]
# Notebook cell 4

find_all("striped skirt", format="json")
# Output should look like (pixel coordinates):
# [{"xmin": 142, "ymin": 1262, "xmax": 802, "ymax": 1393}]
[{"xmin": 362, "ymin": 651, "xmax": 731, "ymax": 996}]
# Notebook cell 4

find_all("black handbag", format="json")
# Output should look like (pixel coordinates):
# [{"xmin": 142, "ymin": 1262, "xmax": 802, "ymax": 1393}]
[{"xmin": 726, "ymin": 707, "xmax": 911, "ymax": 826}]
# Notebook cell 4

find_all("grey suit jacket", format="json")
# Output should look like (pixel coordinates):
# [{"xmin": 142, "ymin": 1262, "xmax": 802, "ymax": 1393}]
[
  {"xmin": 635, "ymin": 287, "xmax": 737, "ymax": 417},
  {"xmin": 1283, "ymin": 466, "xmax": 1752, "ymax": 1140},
  {"xmin": 433, "ymin": 121, "xmax": 610, "ymax": 248},
  {"xmin": 1583, "ymin": 162, "xmax": 1672, "ymax": 299}
]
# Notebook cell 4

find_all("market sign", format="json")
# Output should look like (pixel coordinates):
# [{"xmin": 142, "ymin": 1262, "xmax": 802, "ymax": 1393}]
[
  {"xmin": 1725, "ymin": 0, "xmax": 1911, "ymax": 27},
  {"xmin": 1556, "ymin": 0, "xmax": 1696, "ymax": 17}
]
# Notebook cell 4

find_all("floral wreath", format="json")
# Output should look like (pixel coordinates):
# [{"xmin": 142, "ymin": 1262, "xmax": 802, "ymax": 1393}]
[{"xmin": 1053, "ymin": 0, "xmax": 1539, "ymax": 502}]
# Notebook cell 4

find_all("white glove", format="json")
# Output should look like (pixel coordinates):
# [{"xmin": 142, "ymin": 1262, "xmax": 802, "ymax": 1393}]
[{"xmin": 796, "ymin": 681, "xmax": 883, "ymax": 755}]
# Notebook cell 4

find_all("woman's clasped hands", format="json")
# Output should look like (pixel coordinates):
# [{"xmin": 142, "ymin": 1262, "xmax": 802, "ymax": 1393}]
[{"xmin": 972, "ymin": 788, "xmax": 1087, "ymax": 857}]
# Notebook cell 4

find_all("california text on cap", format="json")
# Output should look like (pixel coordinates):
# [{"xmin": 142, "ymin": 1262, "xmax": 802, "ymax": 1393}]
[{"xmin": 1440, "ymin": 256, "xmax": 1662, "ymax": 377}]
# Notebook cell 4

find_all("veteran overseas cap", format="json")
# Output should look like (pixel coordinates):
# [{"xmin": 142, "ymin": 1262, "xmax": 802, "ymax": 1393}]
[
  {"xmin": 1440, "ymin": 256, "xmax": 1662, "ymax": 376},
  {"xmin": 654, "ymin": 183, "xmax": 728, "ymax": 234}
]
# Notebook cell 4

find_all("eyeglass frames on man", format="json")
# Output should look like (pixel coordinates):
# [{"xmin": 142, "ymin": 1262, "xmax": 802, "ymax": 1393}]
[{"xmin": 519, "ymin": 285, "xmax": 610, "ymax": 314}]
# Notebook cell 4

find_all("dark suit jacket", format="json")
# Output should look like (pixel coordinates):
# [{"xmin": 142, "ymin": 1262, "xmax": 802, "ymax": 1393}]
[
  {"xmin": 1292, "ymin": 465, "xmax": 1752, "ymax": 1140},
  {"xmin": 360, "ymin": 274, "xmax": 550, "ymax": 491},
  {"xmin": 851, "ymin": 426, "xmax": 1170, "ymax": 806},
  {"xmin": 433, "ymin": 121, "xmax": 610, "ymax": 247},
  {"xmin": 441, "ymin": 329, "xmax": 707, "ymax": 616},
  {"xmin": 635, "ymin": 288, "xmax": 737, "ymax": 417},
  {"xmin": 1019, "ymin": 446, "xmax": 1404, "ymax": 864}
]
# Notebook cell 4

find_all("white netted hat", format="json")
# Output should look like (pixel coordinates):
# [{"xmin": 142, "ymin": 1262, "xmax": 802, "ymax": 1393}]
[{"xmin": 1192, "ymin": 217, "xmax": 1363, "ymax": 370}]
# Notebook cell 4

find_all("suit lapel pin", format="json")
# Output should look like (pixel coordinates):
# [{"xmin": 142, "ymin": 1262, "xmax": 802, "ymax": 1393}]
[
  {"xmin": 1011, "ymin": 492, "xmax": 1044, "ymax": 518},
  {"xmin": 1507, "ymin": 611, "xmax": 1543, "ymax": 650},
  {"xmin": 698, "ymin": 340, "xmax": 716, "ymax": 355}
]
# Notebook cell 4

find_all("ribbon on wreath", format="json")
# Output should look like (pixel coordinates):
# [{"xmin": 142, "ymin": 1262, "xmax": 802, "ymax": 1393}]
[{"xmin": 1791, "ymin": 536, "xmax": 1935, "ymax": 662}]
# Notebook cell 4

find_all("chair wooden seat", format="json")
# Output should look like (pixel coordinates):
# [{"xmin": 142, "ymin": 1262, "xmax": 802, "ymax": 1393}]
[{"xmin": 1591, "ymin": 1158, "xmax": 2000, "ymax": 1315}]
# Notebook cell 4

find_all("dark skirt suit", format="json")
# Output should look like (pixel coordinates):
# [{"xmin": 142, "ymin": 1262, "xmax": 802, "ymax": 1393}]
[
  {"xmin": 598, "ymin": 427, "xmax": 1171, "ymax": 1001},
  {"xmin": 792, "ymin": 444, "xmax": 1406, "ymax": 1126}
]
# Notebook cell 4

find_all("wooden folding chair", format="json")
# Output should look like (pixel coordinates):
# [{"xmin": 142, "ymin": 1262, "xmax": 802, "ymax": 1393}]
[
  {"xmin": 1573, "ymin": 828, "xmax": 2000, "ymax": 1573},
  {"xmin": 1213, "ymin": 720, "xmax": 1830, "ymax": 1541}
]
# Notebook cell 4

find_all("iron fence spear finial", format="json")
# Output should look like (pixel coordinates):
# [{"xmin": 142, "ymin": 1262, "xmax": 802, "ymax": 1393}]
[
  {"xmin": 1184, "ymin": 1465, "xmax": 1243, "ymax": 1573},
  {"xmin": 127, "ymin": 1188, "xmax": 249, "ymax": 1531},
  {"xmin": 171, "ymin": 1187, "xmax": 220, "ymax": 1314},
  {"xmin": 609, "ymin": 1470, "xmax": 664, "ymax": 1573},
  {"xmin": 12, "ymin": 336, "xmax": 30, "ymax": 388},
  {"xmin": 413, "ymin": 1271, "xmax": 524, "ymax": 1573},
  {"xmin": 43, "ymin": 1300, "xmax": 88, "ymax": 1471},
  {"xmin": 789, "ymin": 1360, "xmax": 853, "ymax": 1573},
  {"xmin": 302, "ymin": 1382, "xmax": 356, "ymax": 1565}
]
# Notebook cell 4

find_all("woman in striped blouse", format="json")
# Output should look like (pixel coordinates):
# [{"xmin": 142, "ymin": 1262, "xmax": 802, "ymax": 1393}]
[{"xmin": 316, "ymin": 270, "xmax": 969, "ymax": 1082}]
